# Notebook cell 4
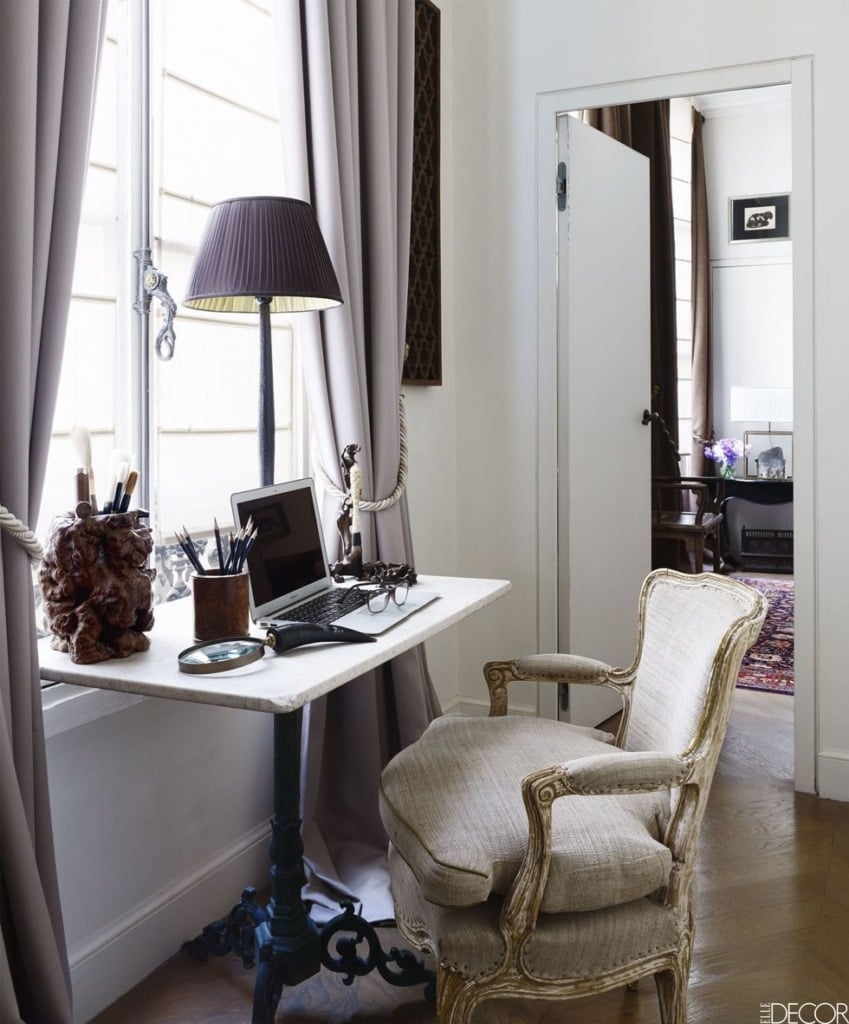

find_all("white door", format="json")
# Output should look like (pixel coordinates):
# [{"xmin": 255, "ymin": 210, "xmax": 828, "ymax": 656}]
[{"xmin": 556, "ymin": 114, "xmax": 652, "ymax": 727}]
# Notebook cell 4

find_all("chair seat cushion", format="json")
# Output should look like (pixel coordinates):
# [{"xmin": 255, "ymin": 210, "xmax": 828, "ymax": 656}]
[
  {"xmin": 388, "ymin": 843, "xmax": 680, "ymax": 981},
  {"xmin": 379, "ymin": 716, "xmax": 672, "ymax": 913}
]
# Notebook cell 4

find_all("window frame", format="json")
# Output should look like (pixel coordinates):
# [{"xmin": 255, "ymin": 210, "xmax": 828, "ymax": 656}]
[{"xmin": 41, "ymin": 0, "xmax": 308, "ymax": 710}]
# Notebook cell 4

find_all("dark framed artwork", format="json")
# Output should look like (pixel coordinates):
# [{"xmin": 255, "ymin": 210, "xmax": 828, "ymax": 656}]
[
  {"xmin": 729, "ymin": 193, "xmax": 790, "ymax": 242},
  {"xmin": 403, "ymin": 0, "xmax": 442, "ymax": 386}
]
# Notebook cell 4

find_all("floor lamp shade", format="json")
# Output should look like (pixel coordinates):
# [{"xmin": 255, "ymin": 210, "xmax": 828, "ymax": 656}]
[
  {"xmin": 183, "ymin": 196, "xmax": 343, "ymax": 312},
  {"xmin": 183, "ymin": 197, "xmax": 343, "ymax": 485}
]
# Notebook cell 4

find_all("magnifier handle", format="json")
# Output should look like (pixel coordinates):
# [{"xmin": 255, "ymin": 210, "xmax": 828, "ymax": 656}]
[{"xmin": 265, "ymin": 622, "xmax": 376, "ymax": 653}]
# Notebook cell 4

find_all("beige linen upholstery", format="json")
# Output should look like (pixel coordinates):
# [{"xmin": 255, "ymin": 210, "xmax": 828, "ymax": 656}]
[
  {"xmin": 379, "ymin": 570, "xmax": 767, "ymax": 1024},
  {"xmin": 380, "ymin": 716, "xmax": 673, "ymax": 912}
]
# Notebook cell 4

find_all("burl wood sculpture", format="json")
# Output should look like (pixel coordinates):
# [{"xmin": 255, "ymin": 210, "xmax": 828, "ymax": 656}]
[{"xmin": 40, "ymin": 511, "xmax": 155, "ymax": 664}]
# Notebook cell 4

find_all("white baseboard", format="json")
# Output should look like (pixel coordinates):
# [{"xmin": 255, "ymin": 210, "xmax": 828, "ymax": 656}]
[
  {"xmin": 440, "ymin": 696, "xmax": 538, "ymax": 717},
  {"xmin": 70, "ymin": 822, "xmax": 271, "ymax": 1024},
  {"xmin": 817, "ymin": 749, "xmax": 849, "ymax": 802}
]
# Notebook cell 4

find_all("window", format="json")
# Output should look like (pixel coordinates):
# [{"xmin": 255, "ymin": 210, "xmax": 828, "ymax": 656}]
[{"xmin": 38, "ymin": 0, "xmax": 300, "ymax": 583}]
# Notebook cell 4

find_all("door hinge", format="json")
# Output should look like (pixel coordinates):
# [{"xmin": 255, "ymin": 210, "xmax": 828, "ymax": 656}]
[{"xmin": 556, "ymin": 161, "xmax": 567, "ymax": 210}]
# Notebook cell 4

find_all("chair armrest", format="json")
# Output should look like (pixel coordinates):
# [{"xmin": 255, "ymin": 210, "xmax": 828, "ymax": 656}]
[
  {"xmin": 556, "ymin": 750, "xmax": 695, "ymax": 795},
  {"xmin": 653, "ymin": 478, "xmax": 724, "ymax": 522},
  {"xmin": 499, "ymin": 752, "xmax": 696, "ymax": 944},
  {"xmin": 483, "ymin": 654, "xmax": 631, "ymax": 718}
]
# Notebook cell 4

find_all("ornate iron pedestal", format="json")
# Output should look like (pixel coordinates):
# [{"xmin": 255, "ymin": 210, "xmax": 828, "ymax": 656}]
[{"xmin": 184, "ymin": 710, "xmax": 434, "ymax": 1022}]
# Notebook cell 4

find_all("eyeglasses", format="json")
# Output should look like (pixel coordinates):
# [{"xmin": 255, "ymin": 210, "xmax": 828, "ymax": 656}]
[{"xmin": 353, "ymin": 577, "xmax": 410, "ymax": 614}]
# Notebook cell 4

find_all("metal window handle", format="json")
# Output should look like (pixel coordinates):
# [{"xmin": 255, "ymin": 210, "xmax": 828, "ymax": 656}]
[{"xmin": 134, "ymin": 250, "xmax": 177, "ymax": 361}]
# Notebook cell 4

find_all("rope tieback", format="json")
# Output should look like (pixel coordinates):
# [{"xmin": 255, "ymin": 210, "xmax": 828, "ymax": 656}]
[
  {"xmin": 313, "ymin": 395, "xmax": 408, "ymax": 511},
  {"xmin": 0, "ymin": 505, "xmax": 44, "ymax": 562}
]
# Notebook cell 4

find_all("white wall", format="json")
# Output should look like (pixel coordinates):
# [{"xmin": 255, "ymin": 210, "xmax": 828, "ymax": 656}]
[
  {"xmin": 45, "ymin": 690, "xmax": 273, "ymax": 1022},
  {"xmin": 702, "ymin": 90, "xmax": 793, "ymax": 440},
  {"xmin": 440, "ymin": 0, "xmax": 849, "ymax": 800},
  {"xmin": 700, "ymin": 91, "xmax": 794, "ymax": 550}
]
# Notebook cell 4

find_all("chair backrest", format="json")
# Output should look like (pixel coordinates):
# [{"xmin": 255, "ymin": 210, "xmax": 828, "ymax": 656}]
[{"xmin": 623, "ymin": 570, "xmax": 766, "ymax": 757}]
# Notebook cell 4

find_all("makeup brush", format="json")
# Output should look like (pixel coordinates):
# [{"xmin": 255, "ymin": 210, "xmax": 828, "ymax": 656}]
[
  {"xmin": 102, "ymin": 448, "xmax": 131, "ymax": 514},
  {"xmin": 111, "ymin": 460, "xmax": 130, "ymax": 514},
  {"xmin": 70, "ymin": 424, "xmax": 92, "ymax": 506},
  {"xmin": 87, "ymin": 466, "xmax": 99, "ymax": 516},
  {"xmin": 119, "ymin": 469, "xmax": 139, "ymax": 512}
]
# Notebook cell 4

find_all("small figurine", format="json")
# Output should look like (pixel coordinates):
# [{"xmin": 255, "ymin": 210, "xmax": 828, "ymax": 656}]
[{"xmin": 330, "ymin": 443, "xmax": 363, "ymax": 578}]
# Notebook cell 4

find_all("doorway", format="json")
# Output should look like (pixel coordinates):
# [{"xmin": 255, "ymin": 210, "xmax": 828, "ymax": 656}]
[{"xmin": 535, "ymin": 58, "xmax": 815, "ymax": 794}]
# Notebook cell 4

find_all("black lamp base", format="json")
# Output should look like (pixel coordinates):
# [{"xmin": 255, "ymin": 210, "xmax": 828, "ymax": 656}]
[{"xmin": 257, "ymin": 296, "xmax": 274, "ymax": 487}]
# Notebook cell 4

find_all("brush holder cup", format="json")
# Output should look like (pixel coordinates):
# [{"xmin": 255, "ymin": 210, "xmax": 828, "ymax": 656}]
[
  {"xmin": 191, "ymin": 570, "xmax": 250, "ymax": 642},
  {"xmin": 39, "ymin": 510, "xmax": 155, "ymax": 664}
]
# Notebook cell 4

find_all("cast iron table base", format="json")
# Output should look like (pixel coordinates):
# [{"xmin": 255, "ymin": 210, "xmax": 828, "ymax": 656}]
[{"xmin": 183, "ymin": 710, "xmax": 434, "ymax": 1022}]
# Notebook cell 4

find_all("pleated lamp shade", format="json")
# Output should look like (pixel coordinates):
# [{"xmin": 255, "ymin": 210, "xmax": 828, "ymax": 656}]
[
  {"xmin": 183, "ymin": 196, "xmax": 343, "ymax": 312},
  {"xmin": 183, "ymin": 197, "xmax": 342, "ymax": 486}
]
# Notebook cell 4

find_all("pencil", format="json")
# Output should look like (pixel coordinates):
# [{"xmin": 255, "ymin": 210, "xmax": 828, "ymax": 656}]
[
  {"xmin": 179, "ymin": 526, "xmax": 205, "ymax": 575},
  {"xmin": 237, "ymin": 527, "xmax": 258, "ymax": 573},
  {"xmin": 213, "ymin": 517, "xmax": 225, "ymax": 572},
  {"xmin": 223, "ymin": 527, "xmax": 242, "ymax": 575}
]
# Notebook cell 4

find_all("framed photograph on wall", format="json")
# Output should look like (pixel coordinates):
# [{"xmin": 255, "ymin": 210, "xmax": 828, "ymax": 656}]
[
  {"xmin": 729, "ymin": 193, "xmax": 790, "ymax": 242},
  {"xmin": 744, "ymin": 430, "xmax": 793, "ymax": 479}
]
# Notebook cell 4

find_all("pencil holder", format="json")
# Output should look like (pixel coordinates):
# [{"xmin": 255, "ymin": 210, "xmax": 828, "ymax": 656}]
[
  {"xmin": 39, "ymin": 509, "xmax": 155, "ymax": 664},
  {"xmin": 192, "ymin": 570, "xmax": 249, "ymax": 642}
]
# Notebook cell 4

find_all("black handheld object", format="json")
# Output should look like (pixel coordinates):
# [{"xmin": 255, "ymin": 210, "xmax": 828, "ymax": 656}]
[
  {"xmin": 265, "ymin": 622, "xmax": 376, "ymax": 652},
  {"xmin": 178, "ymin": 622, "xmax": 376, "ymax": 674}
]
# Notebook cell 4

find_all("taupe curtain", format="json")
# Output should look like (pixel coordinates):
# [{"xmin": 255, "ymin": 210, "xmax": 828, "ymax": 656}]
[
  {"xmin": 0, "ymin": 2, "xmax": 106, "ymax": 1021},
  {"xmin": 275, "ymin": 0, "xmax": 439, "ymax": 922},
  {"xmin": 690, "ymin": 108, "xmax": 713, "ymax": 476},
  {"xmin": 585, "ymin": 101, "xmax": 679, "ymax": 480}
]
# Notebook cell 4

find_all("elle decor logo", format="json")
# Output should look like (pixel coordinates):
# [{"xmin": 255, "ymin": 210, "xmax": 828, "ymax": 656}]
[{"xmin": 760, "ymin": 1005, "xmax": 849, "ymax": 1024}]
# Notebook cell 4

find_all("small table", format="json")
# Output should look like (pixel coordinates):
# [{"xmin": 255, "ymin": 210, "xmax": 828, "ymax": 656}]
[
  {"xmin": 40, "ymin": 574, "xmax": 510, "ymax": 1022},
  {"xmin": 684, "ymin": 476, "xmax": 793, "ymax": 572}
]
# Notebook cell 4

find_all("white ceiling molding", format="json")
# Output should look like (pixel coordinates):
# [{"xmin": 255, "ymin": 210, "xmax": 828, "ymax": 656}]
[{"xmin": 692, "ymin": 84, "xmax": 791, "ymax": 118}]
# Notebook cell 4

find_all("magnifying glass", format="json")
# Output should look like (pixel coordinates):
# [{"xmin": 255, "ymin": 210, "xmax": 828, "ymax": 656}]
[{"xmin": 177, "ymin": 622, "xmax": 376, "ymax": 674}]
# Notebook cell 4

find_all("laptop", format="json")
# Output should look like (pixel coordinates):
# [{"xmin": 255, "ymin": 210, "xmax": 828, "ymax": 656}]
[{"xmin": 230, "ymin": 478, "xmax": 439, "ymax": 636}]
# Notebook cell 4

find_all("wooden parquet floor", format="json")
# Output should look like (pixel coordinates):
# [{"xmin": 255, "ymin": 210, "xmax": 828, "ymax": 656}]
[{"xmin": 91, "ymin": 690, "xmax": 849, "ymax": 1023}]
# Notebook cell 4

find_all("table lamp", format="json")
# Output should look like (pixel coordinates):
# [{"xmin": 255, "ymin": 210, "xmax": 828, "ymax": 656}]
[
  {"xmin": 730, "ymin": 386, "xmax": 793, "ymax": 427},
  {"xmin": 183, "ymin": 196, "xmax": 343, "ymax": 486}
]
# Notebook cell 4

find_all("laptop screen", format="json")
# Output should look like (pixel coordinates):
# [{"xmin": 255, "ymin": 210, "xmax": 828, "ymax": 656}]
[{"xmin": 230, "ymin": 478, "xmax": 331, "ymax": 620}]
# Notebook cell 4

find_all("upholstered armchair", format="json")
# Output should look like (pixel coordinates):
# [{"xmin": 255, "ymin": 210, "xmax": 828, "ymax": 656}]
[{"xmin": 379, "ymin": 569, "xmax": 766, "ymax": 1023}]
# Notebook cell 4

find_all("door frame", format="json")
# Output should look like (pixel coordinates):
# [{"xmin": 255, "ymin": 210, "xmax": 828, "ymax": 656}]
[{"xmin": 535, "ymin": 58, "xmax": 816, "ymax": 793}]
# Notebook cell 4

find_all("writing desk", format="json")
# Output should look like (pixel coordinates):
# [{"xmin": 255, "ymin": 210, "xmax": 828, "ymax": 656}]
[{"xmin": 40, "ymin": 574, "xmax": 510, "ymax": 1022}]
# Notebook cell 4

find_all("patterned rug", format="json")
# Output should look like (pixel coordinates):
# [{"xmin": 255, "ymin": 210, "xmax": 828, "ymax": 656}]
[{"xmin": 735, "ymin": 576, "xmax": 794, "ymax": 695}]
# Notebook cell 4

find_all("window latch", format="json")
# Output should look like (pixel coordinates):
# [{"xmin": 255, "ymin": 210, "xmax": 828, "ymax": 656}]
[{"xmin": 134, "ymin": 249, "xmax": 177, "ymax": 361}]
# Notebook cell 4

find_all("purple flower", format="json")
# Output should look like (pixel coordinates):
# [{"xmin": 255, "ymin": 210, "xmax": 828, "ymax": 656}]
[{"xmin": 704, "ymin": 437, "xmax": 746, "ymax": 476}]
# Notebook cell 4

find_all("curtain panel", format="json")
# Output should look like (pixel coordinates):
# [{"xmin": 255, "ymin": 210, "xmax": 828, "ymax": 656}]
[
  {"xmin": 690, "ymin": 108, "xmax": 714, "ymax": 476},
  {"xmin": 274, "ymin": 0, "xmax": 439, "ymax": 922},
  {"xmin": 0, "ymin": 2, "xmax": 106, "ymax": 1021}
]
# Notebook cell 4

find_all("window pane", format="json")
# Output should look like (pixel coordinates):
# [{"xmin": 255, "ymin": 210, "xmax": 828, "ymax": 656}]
[
  {"xmin": 152, "ymin": 0, "xmax": 291, "ymax": 540},
  {"xmin": 38, "ymin": 0, "xmax": 299, "ymax": 607},
  {"xmin": 677, "ymin": 339, "xmax": 692, "ymax": 381}
]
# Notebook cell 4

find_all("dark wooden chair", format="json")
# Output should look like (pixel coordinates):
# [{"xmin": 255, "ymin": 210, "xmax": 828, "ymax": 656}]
[{"xmin": 651, "ymin": 478, "xmax": 724, "ymax": 573}]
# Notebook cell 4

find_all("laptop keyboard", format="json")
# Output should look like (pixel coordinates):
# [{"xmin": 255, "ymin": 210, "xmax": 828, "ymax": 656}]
[{"xmin": 279, "ymin": 587, "xmax": 368, "ymax": 626}]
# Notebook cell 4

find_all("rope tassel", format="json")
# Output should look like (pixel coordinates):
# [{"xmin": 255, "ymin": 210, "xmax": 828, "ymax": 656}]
[
  {"xmin": 313, "ymin": 395, "xmax": 408, "ymax": 511},
  {"xmin": 0, "ymin": 505, "xmax": 45, "ymax": 561}
]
